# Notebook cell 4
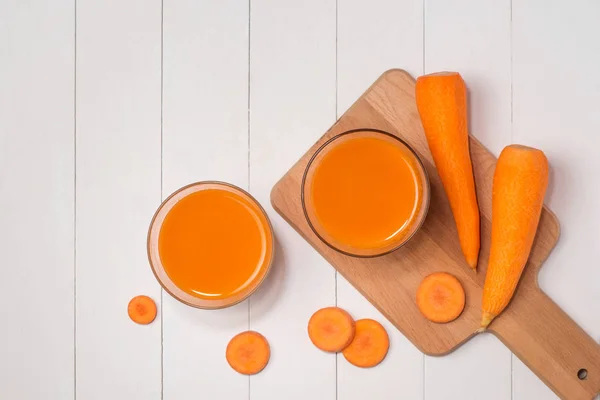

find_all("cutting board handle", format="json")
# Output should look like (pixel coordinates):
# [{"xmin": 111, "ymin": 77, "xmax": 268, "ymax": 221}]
[{"xmin": 489, "ymin": 287, "xmax": 600, "ymax": 399}]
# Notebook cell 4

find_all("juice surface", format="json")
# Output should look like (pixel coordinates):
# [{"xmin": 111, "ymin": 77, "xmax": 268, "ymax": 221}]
[
  {"xmin": 158, "ymin": 187, "xmax": 272, "ymax": 300},
  {"xmin": 308, "ymin": 133, "xmax": 425, "ymax": 252}
]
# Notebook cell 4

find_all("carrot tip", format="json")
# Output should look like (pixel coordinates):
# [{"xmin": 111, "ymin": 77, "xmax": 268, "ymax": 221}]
[
  {"xmin": 466, "ymin": 256, "xmax": 478, "ymax": 270},
  {"xmin": 480, "ymin": 311, "xmax": 495, "ymax": 330}
]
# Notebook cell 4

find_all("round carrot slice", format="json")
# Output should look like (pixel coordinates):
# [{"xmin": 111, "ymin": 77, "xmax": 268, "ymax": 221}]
[
  {"xmin": 226, "ymin": 331, "xmax": 270, "ymax": 375},
  {"xmin": 128, "ymin": 295, "xmax": 157, "ymax": 325},
  {"xmin": 417, "ymin": 272, "xmax": 465, "ymax": 323},
  {"xmin": 342, "ymin": 319, "xmax": 389, "ymax": 368},
  {"xmin": 308, "ymin": 307, "xmax": 355, "ymax": 352}
]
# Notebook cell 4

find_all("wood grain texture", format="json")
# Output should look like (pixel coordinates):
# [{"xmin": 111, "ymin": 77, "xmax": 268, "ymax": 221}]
[
  {"xmin": 161, "ymin": 1, "xmax": 250, "ymax": 398},
  {"xmin": 271, "ymin": 69, "xmax": 600, "ymax": 400},
  {"xmin": 0, "ymin": 1, "xmax": 74, "ymax": 398},
  {"xmin": 76, "ymin": 0, "xmax": 162, "ymax": 398}
]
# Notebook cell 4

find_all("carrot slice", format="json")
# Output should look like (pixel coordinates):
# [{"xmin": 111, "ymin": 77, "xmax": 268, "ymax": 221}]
[
  {"xmin": 226, "ymin": 331, "xmax": 270, "ymax": 375},
  {"xmin": 308, "ymin": 307, "xmax": 356, "ymax": 352},
  {"xmin": 128, "ymin": 295, "xmax": 157, "ymax": 325},
  {"xmin": 342, "ymin": 319, "xmax": 389, "ymax": 368},
  {"xmin": 416, "ymin": 272, "xmax": 465, "ymax": 323}
]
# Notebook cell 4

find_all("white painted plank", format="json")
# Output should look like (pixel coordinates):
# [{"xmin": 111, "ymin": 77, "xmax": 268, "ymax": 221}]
[
  {"xmin": 76, "ymin": 0, "xmax": 162, "ymax": 398},
  {"xmin": 161, "ymin": 1, "xmax": 249, "ymax": 399},
  {"xmin": 337, "ymin": 296, "xmax": 423, "ymax": 400},
  {"xmin": 512, "ymin": 361, "xmax": 556, "ymax": 400},
  {"xmin": 424, "ymin": 337, "xmax": 511, "ymax": 400},
  {"xmin": 249, "ymin": 0, "xmax": 337, "ymax": 398},
  {"xmin": 424, "ymin": 0, "xmax": 512, "ymax": 399},
  {"xmin": 336, "ymin": 1, "xmax": 424, "ymax": 399},
  {"xmin": 337, "ymin": 0, "xmax": 423, "ymax": 111},
  {"xmin": 0, "ymin": 1, "xmax": 74, "ymax": 398},
  {"xmin": 512, "ymin": 1, "xmax": 600, "ymax": 399}
]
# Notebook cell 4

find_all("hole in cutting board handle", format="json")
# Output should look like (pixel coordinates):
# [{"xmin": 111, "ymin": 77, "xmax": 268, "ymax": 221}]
[{"xmin": 577, "ymin": 368, "xmax": 588, "ymax": 380}]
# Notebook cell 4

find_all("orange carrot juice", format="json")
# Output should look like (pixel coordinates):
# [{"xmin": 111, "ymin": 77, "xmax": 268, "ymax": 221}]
[
  {"xmin": 303, "ymin": 130, "xmax": 429, "ymax": 256},
  {"xmin": 148, "ymin": 182, "xmax": 273, "ymax": 308}
]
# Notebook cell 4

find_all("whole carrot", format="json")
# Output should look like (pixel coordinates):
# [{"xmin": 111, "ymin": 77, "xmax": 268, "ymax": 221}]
[
  {"xmin": 480, "ymin": 145, "xmax": 549, "ymax": 330},
  {"xmin": 415, "ymin": 72, "xmax": 480, "ymax": 269}
]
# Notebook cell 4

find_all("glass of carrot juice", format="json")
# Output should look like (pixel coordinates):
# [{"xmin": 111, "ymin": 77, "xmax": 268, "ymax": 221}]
[
  {"xmin": 147, "ymin": 182, "xmax": 274, "ymax": 309},
  {"xmin": 302, "ymin": 129, "xmax": 430, "ymax": 257}
]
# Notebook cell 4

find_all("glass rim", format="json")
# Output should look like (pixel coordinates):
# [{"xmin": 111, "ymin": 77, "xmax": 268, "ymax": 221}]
[
  {"xmin": 300, "ymin": 128, "xmax": 431, "ymax": 258},
  {"xmin": 146, "ymin": 180, "xmax": 274, "ymax": 309}
]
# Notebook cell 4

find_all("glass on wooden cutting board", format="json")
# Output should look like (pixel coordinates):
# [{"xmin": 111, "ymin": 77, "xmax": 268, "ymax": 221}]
[{"xmin": 302, "ymin": 129, "xmax": 430, "ymax": 257}]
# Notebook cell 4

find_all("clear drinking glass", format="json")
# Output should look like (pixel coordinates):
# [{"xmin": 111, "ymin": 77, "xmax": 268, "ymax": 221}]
[{"xmin": 301, "ymin": 129, "xmax": 430, "ymax": 257}]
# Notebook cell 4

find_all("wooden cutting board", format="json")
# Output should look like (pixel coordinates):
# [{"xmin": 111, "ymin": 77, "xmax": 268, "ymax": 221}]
[{"xmin": 271, "ymin": 69, "xmax": 600, "ymax": 400}]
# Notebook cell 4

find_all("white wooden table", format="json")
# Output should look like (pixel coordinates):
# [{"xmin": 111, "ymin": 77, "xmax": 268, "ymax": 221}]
[{"xmin": 1, "ymin": 1, "xmax": 599, "ymax": 399}]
